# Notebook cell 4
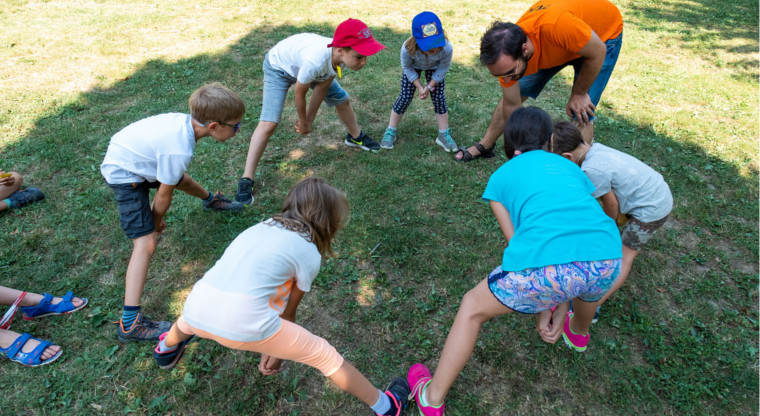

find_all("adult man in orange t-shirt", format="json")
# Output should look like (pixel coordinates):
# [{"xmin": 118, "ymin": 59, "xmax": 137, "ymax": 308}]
[{"xmin": 455, "ymin": 0, "xmax": 623, "ymax": 162}]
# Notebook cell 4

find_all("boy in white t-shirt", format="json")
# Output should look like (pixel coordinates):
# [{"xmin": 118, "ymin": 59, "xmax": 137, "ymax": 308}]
[
  {"xmin": 101, "ymin": 83, "xmax": 246, "ymax": 342},
  {"xmin": 548, "ymin": 121, "xmax": 673, "ymax": 320},
  {"xmin": 236, "ymin": 18, "xmax": 386, "ymax": 205}
]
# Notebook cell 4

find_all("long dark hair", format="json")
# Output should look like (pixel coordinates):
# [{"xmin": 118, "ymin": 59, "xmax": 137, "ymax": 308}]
[
  {"xmin": 269, "ymin": 177, "xmax": 349, "ymax": 257},
  {"xmin": 503, "ymin": 106, "xmax": 553, "ymax": 159}
]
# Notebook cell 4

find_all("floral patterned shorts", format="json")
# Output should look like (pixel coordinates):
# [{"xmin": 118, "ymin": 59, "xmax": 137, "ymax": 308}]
[{"xmin": 487, "ymin": 259, "xmax": 622, "ymax": 314}]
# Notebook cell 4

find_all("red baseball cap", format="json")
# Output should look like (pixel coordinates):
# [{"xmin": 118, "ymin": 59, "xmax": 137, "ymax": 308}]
[{"xmin": 328, "ymin": 18, "xmax": 385, "ymax": 56}]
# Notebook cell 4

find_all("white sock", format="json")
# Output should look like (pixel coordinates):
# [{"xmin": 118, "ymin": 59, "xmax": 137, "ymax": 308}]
[
  {"xmin": 370, "ymin": 390, "xmax": 390, "ymax": 414},
  {"xmin": 157, "ymin": 338, "xmax": 177, "ymax": 353}
]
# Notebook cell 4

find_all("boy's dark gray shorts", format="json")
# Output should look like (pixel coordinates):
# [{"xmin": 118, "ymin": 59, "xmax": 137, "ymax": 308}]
[{"xmin": 107, "ymin": 181, "xmax": 160, "ymax": 239}]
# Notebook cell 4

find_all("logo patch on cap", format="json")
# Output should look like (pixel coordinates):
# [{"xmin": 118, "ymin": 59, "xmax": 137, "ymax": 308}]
[
  {"xmin": 359, "ymin": 28, "xmax": 371, "ymax": 39},
  {"xmin": 421, "ymin": 23, "xmax": 438, "ymax": 37}
]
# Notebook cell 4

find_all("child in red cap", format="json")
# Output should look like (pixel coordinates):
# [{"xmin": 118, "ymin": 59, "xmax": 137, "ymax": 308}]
[{"xmin": 236, "ymin": 18, "xmax": 385, "ymax": 205}]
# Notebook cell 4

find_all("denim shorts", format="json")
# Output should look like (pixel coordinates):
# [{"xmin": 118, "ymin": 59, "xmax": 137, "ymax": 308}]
[
  {"xmin": 519, "ymin": 32, "xmax": 623, "ymax": 122},
  {"xmin": 487, "ymin": 258, "xmax": 622, "ymax": 314},
  {"xmin": 260, "ymin": 54, "xmax": 350, "ymax": 123}
]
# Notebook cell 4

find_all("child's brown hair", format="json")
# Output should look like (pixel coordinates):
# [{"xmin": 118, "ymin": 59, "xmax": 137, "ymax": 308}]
[
  {"xmin": 549, "ymin": 120, "xmax": 584, "ymax": 155},
  {"xmin": 269, "ymin": 177, "xmax": 349, "ymax": 257},
  {"xmin": 405, "ymin": 32, "xmax": 448, "ymax": 55},
  {"xmin": 189, "ymin": 82, "xmax": 246, "ymax": 124}
]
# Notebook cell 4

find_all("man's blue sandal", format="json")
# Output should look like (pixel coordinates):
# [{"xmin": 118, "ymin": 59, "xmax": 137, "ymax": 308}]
[
  {"xmin": 21, "ymin": 292, "xmax": 88, "ymax": 320},
  {"xmin": 0, "ymin": 332, "xmax": 62, "ymax": 367}
]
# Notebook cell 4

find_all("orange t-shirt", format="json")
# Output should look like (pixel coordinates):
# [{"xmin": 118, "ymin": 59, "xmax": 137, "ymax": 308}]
[{"xmin": 499, "ymin": 0, "xmax": 623, "ymax": 88}]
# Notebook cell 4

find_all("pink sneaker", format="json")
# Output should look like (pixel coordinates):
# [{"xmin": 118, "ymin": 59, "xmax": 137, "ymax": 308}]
[
  {"xmin": 562, "ymin": 311, "xmax": 590, "ymax": 352},
  {"xmin": 407, "ymin": 363, "xmax": 445, "ymax": 416}
]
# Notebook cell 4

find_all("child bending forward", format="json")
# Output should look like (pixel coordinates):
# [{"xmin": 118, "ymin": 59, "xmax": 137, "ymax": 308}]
[
  {"xmin": 155, "ymin": 177, "xmax": 410, "ymax": 416},
  {"xmin": 405, "ymin": 107, "xmax": 622, "ymax": 416}
]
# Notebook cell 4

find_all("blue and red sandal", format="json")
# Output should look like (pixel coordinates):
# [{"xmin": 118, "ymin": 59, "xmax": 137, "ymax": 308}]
[
  {"xmin": 21, "ymin": 292, "xmax": 88, "ymax": 320},
  {"xmin": 0, "ymin": 332, "xmax": 62, "ymax": 367}
]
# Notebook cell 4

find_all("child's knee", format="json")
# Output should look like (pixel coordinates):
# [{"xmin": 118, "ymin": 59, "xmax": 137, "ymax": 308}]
[{"xmin": 132, "ymin": 233, "xmax": 158, "ymax": 255}]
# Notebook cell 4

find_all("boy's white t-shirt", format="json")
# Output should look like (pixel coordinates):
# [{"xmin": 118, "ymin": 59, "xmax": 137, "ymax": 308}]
[
  {"xmin": 100, "ymin": 113, "xmax": 195, "ymax": 185},
  {"xmin": 266, "ymin": 33, "xmax": 337, "ymax": 85},
  {"xmin": 582, "ymin": 143, "xmax": 673, "ymax": 222},
  {"xmin": 182, "ymin": 221, "xmax": 322, "ymax": 342}
]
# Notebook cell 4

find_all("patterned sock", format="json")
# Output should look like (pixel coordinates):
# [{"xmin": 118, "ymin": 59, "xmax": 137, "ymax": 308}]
[
  {"xmin": 121, "ymin": 305, "xmax": 140, "ymax": 331},
  {"xmin": 370, "ymin": 390, "xmax": 390, "ymax": 414}
]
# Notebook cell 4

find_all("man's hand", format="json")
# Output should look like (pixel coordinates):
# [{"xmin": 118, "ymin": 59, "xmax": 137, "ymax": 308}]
[
  {"xmin": 258, "ymin": 354, "xmax": 283, "ymax": 376},
  {"xmin": 566, "ymin": 93, "xmax": 595, "ymax": 127}
]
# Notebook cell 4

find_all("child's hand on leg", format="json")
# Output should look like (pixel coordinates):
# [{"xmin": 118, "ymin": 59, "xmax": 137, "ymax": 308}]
[
  {"xmin": 259, "ymin": 353, "xmax": 283, "ymax": 376},
  {"xmin": 535, "ymin": 302, "xmax": 569, "ymax": 344}
]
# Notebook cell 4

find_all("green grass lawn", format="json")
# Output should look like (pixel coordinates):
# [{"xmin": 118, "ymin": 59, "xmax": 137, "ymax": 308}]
[{"xmin": 1, "ymin": 0, "xmax": 757, "ymax": 414}]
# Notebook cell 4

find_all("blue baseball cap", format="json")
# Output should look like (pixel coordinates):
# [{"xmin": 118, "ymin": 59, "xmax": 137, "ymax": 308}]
[{"xmin": 412, "ymin": 11, "xmax": 445, "ymax": 51}]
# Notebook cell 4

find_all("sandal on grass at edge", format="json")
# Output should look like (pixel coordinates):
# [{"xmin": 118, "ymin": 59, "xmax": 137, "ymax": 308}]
[
  {"xmin": 454, "ymin": 142, "xmax": 495, "ymax": 162},
  {"xmin": 21, "ymin": 292, "xmax": 88, "ymax": 320},
  {"xmin": 0, "ymin": 332, "xmax": 62, "ymax": 367}
]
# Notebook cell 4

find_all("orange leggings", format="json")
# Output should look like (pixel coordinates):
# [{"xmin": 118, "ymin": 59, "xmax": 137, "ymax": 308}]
[{"xmin": 176, "ymin": 316, "xmax": 344, "ymax": 376}]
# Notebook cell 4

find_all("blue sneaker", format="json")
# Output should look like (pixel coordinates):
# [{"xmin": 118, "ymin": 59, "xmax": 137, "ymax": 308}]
[{"xmin": 8, "ymin": 187, "xmax": 45, "ymax": 209}]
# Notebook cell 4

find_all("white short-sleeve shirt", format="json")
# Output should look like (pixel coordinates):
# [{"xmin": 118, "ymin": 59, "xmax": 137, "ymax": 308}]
[
  {"xmin": 182, "ymin": 221, "xmax": 322, "ymax": 342},
  {"xmin": 100, "ymin": 113, "xmax": 195, "ymax": 185},
  {"xmin": 266, "ymin": 33, "xmax": 337, "ymax": 85}
]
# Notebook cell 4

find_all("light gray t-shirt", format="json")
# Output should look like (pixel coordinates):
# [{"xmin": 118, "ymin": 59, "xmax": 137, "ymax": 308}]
[
  {"xmin": 400, "ymin": 39, "xmax": 453, "ymax": 84},
  {"xmin": 582, "ymin": 143, "xmax": 673, "ymax": 222},
  {"xmin": 266, "ymin": 33, "xmax": 337, "ymax": 85}
]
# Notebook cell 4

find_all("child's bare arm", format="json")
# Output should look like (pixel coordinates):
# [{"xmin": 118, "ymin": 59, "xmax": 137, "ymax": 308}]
[
  {"xmin": 306, "ymin": 78, "xmax": 332, "ymax": 122},
  {"xmin": 490, "ymin": 200, "xmax": 515, "ymax": 243},
  {"xmin": 599, "ymin": 190, "xmax": 620, "ymax": 221},
  {"xmin": 280, "ymin": 284, "xmax": 306, "ymax": 323},
  {"xmin": 293, "ymin": 81, "xmax": 312, "ymax": 134},
  {"xmin": 151, "ymin": 183, "xmax": 176, "ymax": 233}
]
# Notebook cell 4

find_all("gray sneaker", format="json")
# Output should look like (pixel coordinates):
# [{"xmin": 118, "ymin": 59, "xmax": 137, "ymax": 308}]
[
  {"xmin": 435, "ymin": 128, "xmax": 458, "ymax": 152},
  {"xmin": 235, "ymin": 178, "xmax": 254, "ymax": 205},
  {"xmin": 380, "ymin": 128, "xmax": 397, "ymax": 149},
  {"xmin": 117, "ymin": 312, "xmax": 172, "ymax": 342},
  {"xmin": 203, "ymin": 191, "xmax": 244, "ymax": 212}
]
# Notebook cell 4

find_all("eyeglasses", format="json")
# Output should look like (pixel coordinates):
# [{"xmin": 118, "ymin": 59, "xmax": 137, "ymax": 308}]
[
  {"xmin": 493, "ymin": 67, "xmax": 520, "ymax": 81},
  {"xmin": 198, "ymin": 119, "xmax": 240, "ymax": 133},
  {"xmin": 217, "ymin": 121, "xmax": 240, "ymax": 133}
]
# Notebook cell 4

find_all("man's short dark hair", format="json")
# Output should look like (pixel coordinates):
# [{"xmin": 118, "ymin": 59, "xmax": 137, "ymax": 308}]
[{"xmin": 480, "ymin": 21, "xmax": 527, "ymax": 66}]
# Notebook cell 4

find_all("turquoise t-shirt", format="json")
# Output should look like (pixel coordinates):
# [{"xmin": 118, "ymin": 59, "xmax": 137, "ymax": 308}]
[{"xmin": 482, "ymin": 150, "xmax": 622, "ymax": 271}]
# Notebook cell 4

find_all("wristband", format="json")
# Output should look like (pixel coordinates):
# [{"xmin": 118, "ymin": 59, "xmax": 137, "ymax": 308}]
[{"xmin": 427, "ymin": 83, "xmax": 435, "ymax": 92}]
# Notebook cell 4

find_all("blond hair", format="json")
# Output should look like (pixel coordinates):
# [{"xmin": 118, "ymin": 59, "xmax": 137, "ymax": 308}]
[
  {"xmin": 405, "ymin": 31, "xmax": 448, "ymax": 55},
  {"xmin": 269, "ymin": 177, "xmax": 350, "ymax": 257},
  {"xmin": 189, "ymin": 82, "xmax": 245, "ymax": 124}
]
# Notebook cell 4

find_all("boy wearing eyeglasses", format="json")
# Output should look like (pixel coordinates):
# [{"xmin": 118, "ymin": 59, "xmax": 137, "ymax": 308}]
[
  {"xmin": 100, "ymin": 82, "xmax": 246, "ymax": 342},
  {"xmin": 235, "ymin": 18, "xmax": 385, "ymax": 205}
]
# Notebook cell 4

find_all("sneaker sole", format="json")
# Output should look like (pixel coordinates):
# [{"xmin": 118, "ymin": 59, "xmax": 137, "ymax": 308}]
[
  {"xmin": 235, "ymin": 195, "xmax": 253, "ymax": 205},
  {"xmin": 435, "ymin": 138, "xmax": 454, "ymax": 152},
  {"xmin": 562, "ymin": 333, "xmax": 587, "ymax": 352},
  {"xmin": 380, "ymin": 143, "xmax": 394, "ymax": 149},
  {"xmin": 344, "ymin": 139, "xmax": 378, "ymax": 152}
]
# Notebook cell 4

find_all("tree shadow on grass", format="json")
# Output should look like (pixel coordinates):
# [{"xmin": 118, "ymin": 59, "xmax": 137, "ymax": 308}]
[{"xmin": 0, "ymin": 18, "xmax": 758, "ymax": 416}]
